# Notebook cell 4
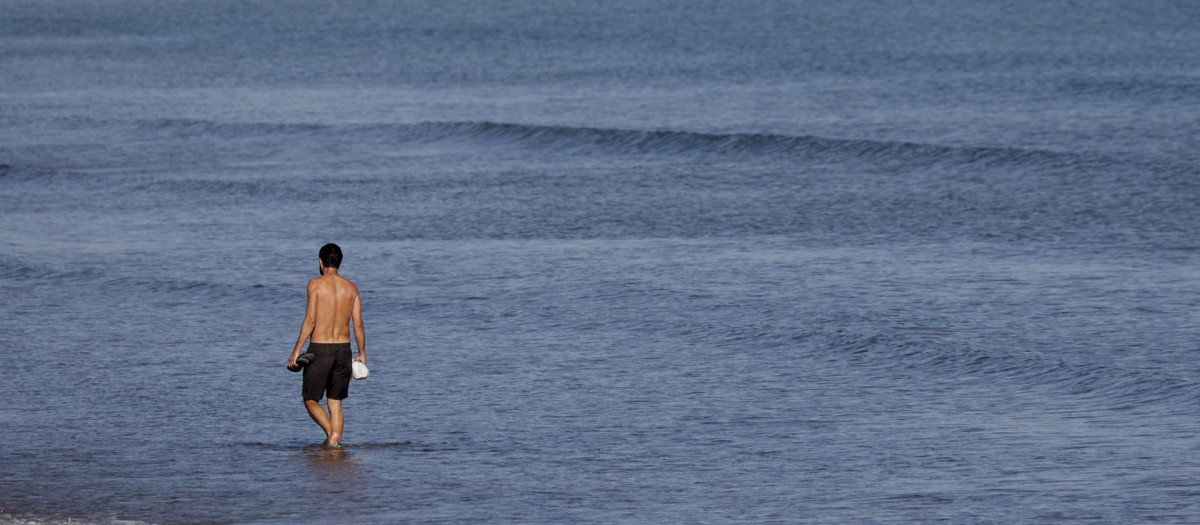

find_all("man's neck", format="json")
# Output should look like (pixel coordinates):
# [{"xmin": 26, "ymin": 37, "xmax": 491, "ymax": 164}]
[{"xmin": 321, "ymin": 267, "xmax": 340, "ymax": 277}]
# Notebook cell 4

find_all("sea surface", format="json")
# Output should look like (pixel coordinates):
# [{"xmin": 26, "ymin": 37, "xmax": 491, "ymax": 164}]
[{"xmin": 2, "ymin": 1, "xmax": 1200, "ymax": 523}]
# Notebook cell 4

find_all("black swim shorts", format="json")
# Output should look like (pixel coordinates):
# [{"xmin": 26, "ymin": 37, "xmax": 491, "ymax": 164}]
[{"xmin": 302, "ymin": 342, "xmax": 353, "ymax": 401}]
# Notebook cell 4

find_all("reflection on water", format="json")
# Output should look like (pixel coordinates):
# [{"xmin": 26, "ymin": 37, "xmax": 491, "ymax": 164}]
[{"xmin": 301, "ymin": 444, "xmax": 365, "ymax": 488}]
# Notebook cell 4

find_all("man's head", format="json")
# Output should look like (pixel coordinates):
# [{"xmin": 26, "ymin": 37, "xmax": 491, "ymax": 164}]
[{"xmin": 319, "ymin": 243, "xmax": 343, "ymax": 271}]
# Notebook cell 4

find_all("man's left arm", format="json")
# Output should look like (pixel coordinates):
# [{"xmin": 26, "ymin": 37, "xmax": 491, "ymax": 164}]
[{"xmin": 352, "ymin": 292, "xmax": 366, "ymax": 364}]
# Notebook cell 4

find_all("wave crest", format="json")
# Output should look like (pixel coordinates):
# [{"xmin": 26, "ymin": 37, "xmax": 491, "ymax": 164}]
[{"xmin": 143, "ymin": 118, "xmax": 1082, "ymax": 170}]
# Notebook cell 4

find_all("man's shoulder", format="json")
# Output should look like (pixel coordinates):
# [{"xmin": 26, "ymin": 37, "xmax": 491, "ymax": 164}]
[
  {"xmin": 329, "ymin": 274, "xmax": 359, "ymax": 292},
  {"xmin": 309, "ymin": 274, "xmax": 357, "ymax": 294},
  {"xmin": 307, "ymin": 276, "xmax": 334, "ymax": 292}
]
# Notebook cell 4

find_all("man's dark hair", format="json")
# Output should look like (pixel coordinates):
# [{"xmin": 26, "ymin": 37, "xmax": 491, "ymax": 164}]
[{"xmin": 319, "ymin": 243, "xmax": 343, "ymax": 269}]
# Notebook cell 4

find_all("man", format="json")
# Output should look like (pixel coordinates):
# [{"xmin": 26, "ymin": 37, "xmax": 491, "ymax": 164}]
[{"xmin": 288, "ymin": 243, "xmax": 366, "ymax": 448}]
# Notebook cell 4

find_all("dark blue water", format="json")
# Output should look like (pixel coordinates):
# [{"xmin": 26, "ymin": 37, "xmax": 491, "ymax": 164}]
[{"xmin": 3, "ymin": 1, "xmax": 1200, "ymax": 523}]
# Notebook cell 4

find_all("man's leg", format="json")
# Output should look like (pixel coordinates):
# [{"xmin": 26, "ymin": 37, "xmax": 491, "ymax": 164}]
[
  {"xmin": 327, "ymin": 399, "xmax": 344, "ymax": 446},
  {"xmin": 305, "ymin": 399, "xmax": 333, "ymax": 443}
]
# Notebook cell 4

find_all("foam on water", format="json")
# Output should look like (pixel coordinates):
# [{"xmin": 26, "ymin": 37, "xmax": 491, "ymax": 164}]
[{"xmin": 0, "ymin": 513, "xmax": 154, "ymax": 525}]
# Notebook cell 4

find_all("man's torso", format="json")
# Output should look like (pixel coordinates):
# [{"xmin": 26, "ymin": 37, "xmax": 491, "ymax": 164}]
[{"xmin": 309, "ymin": 274, "xmax": 358, "ymax": 344}]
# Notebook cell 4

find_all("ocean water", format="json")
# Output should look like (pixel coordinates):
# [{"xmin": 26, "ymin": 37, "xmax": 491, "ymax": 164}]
[{"xmin": 2, "ymin": 1, "xmax": 1200, "ymax": 523}]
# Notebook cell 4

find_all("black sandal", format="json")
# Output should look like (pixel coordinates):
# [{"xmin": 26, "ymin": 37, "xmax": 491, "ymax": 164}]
[{"xmin": 288, "ymin": 352, "xmax": 317, "ymax": 372}]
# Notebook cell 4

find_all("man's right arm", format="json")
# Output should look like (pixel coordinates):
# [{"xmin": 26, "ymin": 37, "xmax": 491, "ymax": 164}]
[{"xmin": 289, "ymin": 280, "xmax": 318, "ymax": 367}]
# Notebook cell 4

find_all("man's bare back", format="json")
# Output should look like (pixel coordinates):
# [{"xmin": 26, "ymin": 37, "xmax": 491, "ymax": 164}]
[
  {"xmin": 299, "ymin": 272, "xmax": 363, "ymax": 346},
  {"xmin": 288, "ymin": 243, "xmax": 365, "ymax": 448}
]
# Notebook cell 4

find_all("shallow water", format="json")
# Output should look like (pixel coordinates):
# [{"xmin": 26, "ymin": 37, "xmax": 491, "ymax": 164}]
[{"xmin": 3, "ymin": 1, "xmax": 1200, "ymax": 523}]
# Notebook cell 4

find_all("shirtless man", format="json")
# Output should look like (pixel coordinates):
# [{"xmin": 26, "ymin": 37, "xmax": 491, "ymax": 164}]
[{"xmin": 288, "ymin": 243, "xmax": 366, "ymax": 447}]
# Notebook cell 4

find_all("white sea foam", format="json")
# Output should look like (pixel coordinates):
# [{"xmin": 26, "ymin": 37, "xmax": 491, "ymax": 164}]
[{"xmin": 0, "ymin": 514, "xmax": 153, "ymax": 525}]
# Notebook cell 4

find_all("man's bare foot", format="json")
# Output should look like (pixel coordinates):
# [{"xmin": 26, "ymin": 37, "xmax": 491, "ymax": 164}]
[{"xmin": 326, "ymin": 432, "xmax": 342, "ymax": 448}]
